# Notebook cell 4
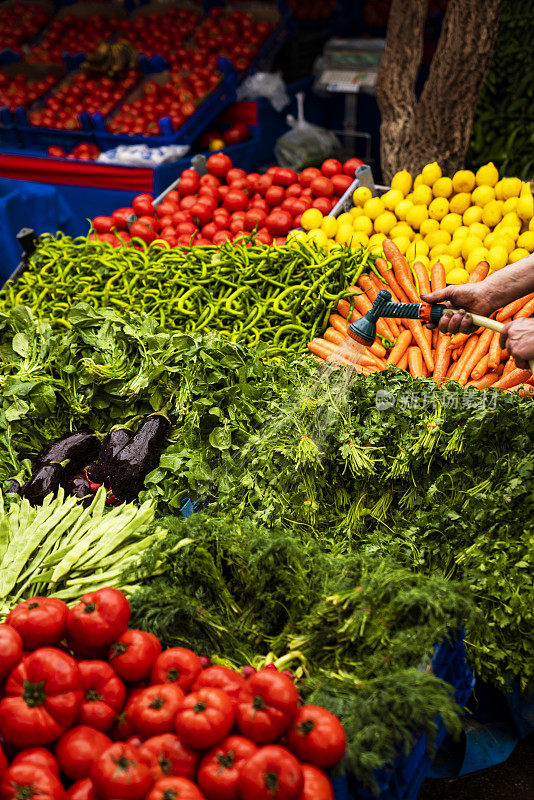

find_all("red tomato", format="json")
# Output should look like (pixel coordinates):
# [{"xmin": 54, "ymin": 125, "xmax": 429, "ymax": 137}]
[
  {"xmin": 321, "ymin": 159, "xmax": 343, "ymax": 178},
  {"xmin": 272, "ymin": 168, "xmax": 298, "ymax": 187},
  {"xmin": 256, "ymin": 175, "xmax": 273, "ymax": 196},
  {"xmin": 238, "ymin": 746, "xmax": 303, "ymax": 800},
  {"xmin": 223, "ymin": 189, "xmax": 248, "ymax": 212},
  {"xmin": 191, "ymin": 203, "xmax": 213, "ymax": 227},
  {"xmin": 150, "ymin": 648, "xmax": 202, "ymax": 692},
  {"xmin": 48, "ymin": 146, "xmax": 66, "ymax": 158},
  {"xmin": 207, "ymin": 152, "xmax": 232, "ymax": 178},
  {"xmin": 111, "ymin": 208, "xmax": 135, "ymax": 231},
  {"xmin": 110, "ymin": 688, "xmax": 144, "ymax": 741},
  {"xmin": 139, "ymin": 733, "xmax": 199, "ymax": 781},
  {"xmin": 146, "ymin": 777, "xmax": 205, "ymax": 800},
  {"xmin": 226, "ymin": 167, "xmax": 247, "ymax": 184},
  {"xmin": 198, "ymin": 735, "xmax": 258, "ymax": 800},
  {"xmin": 92, "ymin": 216, "xmax": 113, "ymax": 234},
  {"xmin": 109, "ymin": 630, "xmax": 157, "ymax": 684},
  {"xmin": 285, "ymin": 183, "xmax": 302, "ymax": 198},
  {"xmin": 212, "ymin": 230, "xmax": 232, "ymax": 244},
  {"xmin": 178, "ymin": 169, "xmax": 200, "ymax": 194},
  {"xmin": 265, "ymin": 209, "xmax": 293, "ymax": 238},
  {"xmin": 297, "ymin": 764, "xmax": 334, "ymax": 800},
  {"xmin": 246, "ymin": 173, "xmax": 261, "ymax": 190},
  {"xmin": 292, "ymin": 213, "xmax": 303, "ymax": 229},
  {"xmin": 332, "ymin": 174, "xmax": 353, "ymax": 195},
  {"xmin": 201, "ymin": 222, "xmax": 218, "ymax": 240},
  {"xmin": 132, "ymin": 194, "xmax": 154, "ymax": 217},
  {"xmin": 287, "ymin": 706, "xmax": 345, "ymax": 768},
  {"xmin": 192, "ymin": 666, "xmax": 245, "ymax": 708},
  {"xmin": 264, "ymin": 185, "xmax": 285, "ymax": 207},
  {"xmin": 157, "ymin": 201, "xmax": 179, "ymax": 219},
  {"xmin": 0, "ymin": 624, "xmax": 22, "ymax": 679},
  {"xmin": 7, "ymin": 598, "xmax": 67, "ymax": 653},
  {"xmin": 198, "ymin": 188, "xmax": 218, "ymax": 206},
  {"xmin": 66, "ymin": 778, "xmax": 98, "ymax": 800},
  {"xmin": 217, "ymin": 185, "xmax": 230, "ymax": 202},
  {"xmin": 310, "ymin": 176, "xmax": 334, "ymax": 198},
  {"xmin": 312, "ymin": 197, "xmax": 333, "ymax": 215},
  {"xmin": 255, "ymin": 230, "xmax": 273, "ymax": 245},
  {"xmin": 67, "ymin": 588, "xmax": 130, "ymax": 650},
  {"xmin": 250, "ymin": 197, "xmax": 269, "ymax": 214},
  {"xmin": 180, "ymin": 195, "xmax": 198, "ymax": 212},
  {"xmin": 0, "ymin": 746, "xmax": 5, "ymax": 779},
  {"xmin": 195, "ymin": 238, "xmax": 212, "ymax": 246},
  {"xmin": 230, "ymin": 218, "xmax": 246, "ymax": 235},
  {"xmin": 299, "ymin": 168, "xmax": 321, "ymax": 188},
  {"xmin": 175, "ymin": 688, "xmax": 234, "ymax": 750},
  {"xmin": 200, "ymin": 174, "xmax": 221, "ymax": 189},
  {"xmin": 342, "ymin": 157, "xmax": 364, "ymax": 176},
  {"xmin": 236, "ymin": 669, "xmax": 298, "ymax": 744},
  {"xmin": 132, "ymin": 684, "xmax": 185, "ymax": 739},
  {"xmin": 11, "ymin": 749, "xmax": 59, "ymax": 776},
  {"xmin": 281, "ymin": 198, "xmax": 299, "ymax": 216},
  {"xmin": 56, "ymin": 725, "xmax": 112, "ymax": 781},
  {"xmin": 77, "ymin": 661, "xmax": 126, "ymax": 732},
  {"xmin": 129, "ymin": 221, "xmax": 159, "ymax": 244},
  {"xmin": 222, "ymin": 124, "xmax": 249, "ymax": 145},
  {"xmin": 90, "ymin": 743, "xmax": 152, "ymax": 800},
  {"xmin": 292, "ymin": 198, "xmax": 312, "ymax": 214},
  {"xmin": 0, "ymin": 764, "xmax": 64, "ymax": 800},
  {"xmin": 0, "ymin": 647, "xmax": 82, "ymax": 747},
  {"xmin": 213, "ymin": 209, "xmax": 230, "ymax": 230},
  {"xmin": 244, "ymin": 208, "xmax": 267, "ymax": 231}
]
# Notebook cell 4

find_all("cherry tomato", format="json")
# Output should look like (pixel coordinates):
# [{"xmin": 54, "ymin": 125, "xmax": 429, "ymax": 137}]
[
  {"xmin": 198, "ymin": 735, "xmax": 258, "ymax": 800},
  {"xmin": 0, "ymin": 624, "xmax": 22, "ymax": 679},
  {"xmin": 146, "ymin": 777, "xmax": 205, "ymax": 800},
  {"xmin": 265, "ymin": 209, "xmax": 293, "ymax": 238},
  {"xmin": 264, "ymin": 185, "xmax": 285, "ymax": 207},
  {"xmin": 11, "ymin": 748, "xmax": 59, "ymax": 776},
  {"xmin": 67, "ymin": 588, "xmax": 130, "ymax": 650},
  {"xmin": 139, "ymin": 733, "xmax": 199, "ymax": 781},
  {"xmin": 90, "ymin": 743, "xmax": 152, "ymax": 800},
  {"xmin": 287, "ymin": 705, "xmax": 345, "ymax": 768},
  {"xmin": 192, "ymin": 666, "xmax": 245, "ymax": 708},
  {"xmin": 236, "ymin": 669, "xmax": 298, "ymax": 744},
  {"xmin": 0, "ymin": 764, "xmax": 64, "ymax": 800},
  {"xmin": 151, "ymin": 648, "xmax": 203, "ymax": 691},
  {"xmin": 342, "ymin": 157, "xmax": 364, "ymax": 176},
  {"xmin": 189, "ymin": 203, "xmax": 211, "ymax": 227},
  {"xmin": 238, "ymin": 745, "xmax": 303, "ymax": 800},
  {"xmin": 244, "ymin": 208, "xmax": 267, "ymax": 231},
  {"xmin": 207, "ymin": 152, "xmax": 232, "ymax": 178},
  {"xmin": 180, "ymin": 195, "xmax": 198, "ymax": 212},
  {"xmin": 132, "ymin": 194, "xmax": 154, "ymax": 217},
  {"xmin": 223, "ymin": 189, "xmax": 248, "ymax": 212},
  {"xmin": 66, "ymin": 778, "xmax": 98, "ymax": 800},
  {"xmin": 297, "ymin": 764, "xmax": 334, "ymax": 800},
  {"xmin": 56, "ymin": 725, "xmax": 112, "ymax": 781},
  {"xmin": 321, "ymin": 159, "xmax": 343, "ymax": 178},
  {"xmin": 175, "ymin": 688, "xmax": 234, "ymax": 750},
  {"xmin": 332, "ymin": 174, "xmax": 353, "ymax": 195},
  {"xmin": 77, "ymin": 660, "xmax": 126, "ymax": 732},
  {"xmin": 132, "ymin": 684, "xmax": 185, "ymax": 739},
  {"xmin": 230, "ymin": 217, "xmax": 246, "ymax": 235},
  {"xmin": 199, "ymin": 174, "xmax": 221, "ymax": 189},
  {"xmin": 178, "ymin": 169, "xmax": 200, "ymax": 194},
  {"xmin": 250, "ymin": 197, "xmax": 269, "ymax": 214},
  {"xmin": 109, "ymin": 630, "xmax": 157, "ymax": 683},
  {"xmin": 213, "ymin": 209, "xmax": 230, "ymax": 230},
  {"xmin": 299, "ymin": 168, "xmax": 321, "ymax": 188},
  {"xmin": 272, "ymin": 168, "xmax": 298, "ymax": 187}
]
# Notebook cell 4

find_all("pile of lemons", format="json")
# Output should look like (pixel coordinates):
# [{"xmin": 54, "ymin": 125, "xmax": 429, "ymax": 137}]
[{"xmin": 292, "ymin": 161, "xmax": 534, "ymax": 284}]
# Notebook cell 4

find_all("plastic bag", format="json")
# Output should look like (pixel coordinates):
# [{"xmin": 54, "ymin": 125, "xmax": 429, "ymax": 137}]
[
  {"xmin": 275, "ymin": 93, "xmax": 343, "ymax": 171},
  {"xmin": 98, "ymin": 144, "xmax": 190, "ymax": 167},
  {"xmin": 237, "ymin": 71, "xmax": 290, "ymax": 111}
]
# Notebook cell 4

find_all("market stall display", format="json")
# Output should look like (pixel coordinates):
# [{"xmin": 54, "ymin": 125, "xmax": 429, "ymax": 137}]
[{"xmin": 0, "ymin": 0, "xmax": 52, "ymax": 52}]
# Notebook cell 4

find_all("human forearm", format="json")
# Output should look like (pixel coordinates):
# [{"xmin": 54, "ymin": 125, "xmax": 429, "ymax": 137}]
[{"xmin": 479, "ymin": 252, "xmax": 534, "ymax": 310}]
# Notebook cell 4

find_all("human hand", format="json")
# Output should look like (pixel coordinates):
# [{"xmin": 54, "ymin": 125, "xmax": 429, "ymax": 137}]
[
  {"xmin": 499, "ymin": 318, "xmax": 534, "ymax": 370},
  {"xmin": 420, "ymin": 284, "xmax": 496, "ymax": 334}
]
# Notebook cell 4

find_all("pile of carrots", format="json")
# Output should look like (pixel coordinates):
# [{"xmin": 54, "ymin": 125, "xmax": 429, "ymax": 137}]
[{"xmin": 308, "ymin": 238, "xmax": 534, "ymax": 393}]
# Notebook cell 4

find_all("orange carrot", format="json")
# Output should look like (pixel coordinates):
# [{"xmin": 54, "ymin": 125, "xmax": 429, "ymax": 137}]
[
  {"xmin": 496, "ymin": 293, "xmax": 534, "ymax": 321},
  {"xmin": 413, "ymin": 260, "xmax": 431, "ymax": 296},
  {"xmin": 357, "ymin": 274, "xmax": 378, "ymax": 302},
  {"xmin": 323, "ymin": 328, "xmax": 379, "ymax": 367},
  {"xmin": 471, "ymin": 354, "xmax": 490, "ymax": 381},
  {"xmin": 308, "ymin": 339, "xmax": 331, "ymax": 360},
  {"xmin": 325, "ymin": 353, "xmax": 373, "ymax": 372},
  {"xmin": 344, "ymin": 288, "xmax": 396, "ymax": 340},
  {"xmin": 398, "ymin": 350, "xmax": 409, "ymax": 371},
  {"xmin": 503, "ymin": 357, "xmax": 516, "ymax": 377},
  {"xmin": 514, "ymin": 296, "xmax": 534, "ymax": 319},
  {"xmin": 323, "ymin": 327, "xmax": 350, "ymax": 347},
  {"xmin": 450, "ymin": 334, "xmax": 478, "ymax": 382},
  {"xmin": 363, "ymin": 273, "xmax": 401, "ymax": 337},
  {"xmin": 467, "ymin": 373, "xmax": 499, "ymax": 389},
  {"xmin": 430, "ymin": 261, "xmax": 446, "ymax": 293},
  {"xmin": 445, "ymin": 361, "xmax": 457, "ymax": 379},
  {"xmin": 407, "ymin": 346, "xmax": 424, "ymax": 378},
  {"xmin": 451, "ymin": 347, "xmax": 462, "ymax": 361},
  {"xmin": 374, "ymin": 257, "xmax": 410, "ymax": 304},
  {"xmin": 382, "ymin": 239, "xmax": 420, "ymax": 303},
  {"xmin": 386, "ymin": 329, "xmax": 412, "ymax": 365},
  {"xmin": 493, "ymin": 368, "xmax": 532, "ymax": 390},
  {"xmin": 457, "ymin": 328, "xmax": 494, "ymax": 385},
  {"xmin": 329, "ymin": 313, "xmax": 387, "ymax": 358},
  {"xmin": 432, "ymin": 337, "xmax": 452, "ymax": 384},
  {"xmin": 402, "ymin": 318, "xmax": 434, "ymax": 371},
  {"xmin": 337, "ymin": 298, "xmax": 360, "ymax": 323},
  {"xmin": 432, "ymin": 329, "xmax": 438, "ymax": 349},
  {"xmin": 488, "ymin": 331, "xmax": 501, "ymax": 370},
  {"xmin": 468, "ymin": 260, "xmax": 490, "ymax": 283}
]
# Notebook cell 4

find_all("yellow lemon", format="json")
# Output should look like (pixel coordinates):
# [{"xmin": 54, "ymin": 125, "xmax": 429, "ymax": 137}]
[
  {"xmin": 413, "ymin": 233, "xmax": 423, "ymax": 241},
  {"xmin": 421, "ymin": 161, "xmax": 442, "ymax": 186},
  {"xmin": 475, "ymin": 162, "xmax": 499, "ymax": 187},
  {"xmin": 301, "ymin": 208, "xmax": 323, "ymax": 230},
  {"xmin": 517, "ymin": 231, "xmax": 534, "ymax": 250},
  {"xmin": 307, "ymin": 228, "xmax": 328, "ymax": 247},
  {"xmin": 352, "ymin": 186, "xmax": 372, "ymax": 206},
  {"xmin": 465, "ymin": 247, "xmax": 489, "ymax": 272},
  {"xmin": 374, "ymin": 211, "xmax": 397, "ymax": 235},
  {"xmin": 412, "ymin": 184, "xmax": 433, "ymax": 205},
  {"xmin": 447, "ymin": 267, "xmax": 469, "ymax": 284},
  {"xmin": 321, "ymin": 216, "xmax": 338, "ymax": 238},
  {"xmin": 509, "ymin": 247, "xmax": 530, "ymax": 263},
  {"xmin": 390, "ymin": 222, "xmax": 414, "ymax": 241},
  {"xmin": 413, "ymin": 174, "xmax": 423, "ymax": 188},
  {"xmin": 495, "ymin": 179, "xmax": 506, "ymax": 200},
  {"xmin": 520, "ymin": 182, "xmax": 532, "ymax": 197},
  {"xmin": 484, "ymin": 232, "xmax": 497, "ymax": 249},
  {"xmin": 420, "ymin": 218, "xmax": 440, "ymax": 236},
  {"xmin": 450, "ymin": 192, "xmax": 471, "ymax": 214},
  {"xmin": 502, "ymin": 197, "xmax": 519, "ymax": 214},
  {"xmin": 433, "ymin": 177, "xmax": 453, "ymax": 198},
  {"xmin": 453, "ymin": 225, "xmax": 470, "ymax": 240},
  {"xmin": 494, "ymin": 234, "xmax": 515, "ymax": 255},
  {"xmin": 405, "ymin": 192, "xmax": 416, "ymax": 204},
  {"xmin": 394, "ymin": 199, "xmax": 413, "ymax": 221},
  {"xmin": 463, "ymin": 206, "xmax": 483, "ymax": 226},
  {"xmin": 448, "ymin": 238, "xmax": 464, "ymax": 258},
  {"xmin": 461, "ymin": 236, "xmax": 483, "ymax": 260},
  {"xmin": 500, "ymin": 177, "xmax": 522, "ymax": 199},
  {"xmin": 429, "ymin": 197, "xmax": 449, "ymax": 221},
  {"xmin": 336, "ymin": 212, "xmax": 352, "ymax": 227},
  {"xmin": 406, "ymin": 240, "xmax": 430, "ymax": 260},
  {"xmin": 350, "ymin": 206, "xmax": 364, "ymax": 218},
  {"xmin": 363, "ymin": 197, "xmax": 385, "ymax": 220},
  {"xmin": 335, "ymin": 222, "xmax": 354, "ymax": 246},
  {"xmin": 488, "ymin": 245, "xmax": 508, "ymax": 270},
  {"xmin": 471, "ymin": 185, "xmax": 495, "ymax": 206},
  {"xmin": 326, "ymin": 240, "xmax": 344, "ymax": 254},
  {"xmin": 452, "ymin": 170, "xmax": 476, "ymax": 193},
  {"xmin": 440, "ymin": 213, "xmax": 463, "ymax": 235},
  {"xmin": 391, "ymin": 169, "xmax": 413, "ymax": 195},
  {"xmin": 430, "ymin": 243, "xmax": 448, "ymax": 259},
  {"xmin": 405, "ymin": 204, "xmax": 429, "ymax": 230},
  {"xmin": 392, "ymin": 235, "xmax": 411, "ymax": 255},
  {"xmin": 286, "ymin": 229, "xmax": 306, "ymax": 243},
  {"xmin": 353, "ymin": 215, "xmax": 373, "ymax": 235},
  {"xmin": 482, "ymin": 200, "xmax": 503, "ymax": 227},
  {"xmin": 425, "ymin": 229, "xmax": 451, "ymax": 249},
  {"xmin": 369, "ymin": 232, "xmax": 386, "ymax": 247},
  {"xmin": 468, "ymin": 222, "xmax": 490, "ymax": 240},
  {"xmin": 501, "ymin": 212, "xmax": 521, "ymax": 230},
  {"xmin": 529, "ymin": 217, "xmax": 534, "ymax": 232},
  {"xmin": 517, "ymin": 195, "xmax": 534, "ymax": 221},
  {"xmin": 381, "ymin": 189, "xmax": 404, "ymax": 211},
  {"xmin": 350, "ymin": 231, "xmax": 369, "ymax": 248},
  {"xmin": 439, "ymin": 256, "xmax": 456, "ymax": 275}
]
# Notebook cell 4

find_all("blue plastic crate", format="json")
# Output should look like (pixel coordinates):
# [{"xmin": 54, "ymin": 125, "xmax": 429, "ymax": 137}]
[{"xmin": 0, "ymin": 106, "xmax": 21, "ymax": 147}]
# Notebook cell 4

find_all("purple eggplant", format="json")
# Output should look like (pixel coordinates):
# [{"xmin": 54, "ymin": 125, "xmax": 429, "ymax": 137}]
[
  {"xmin": 106, "ymin": 415, "xmax": 170, "ymax": 502},
  {"xmin": 21, "ymin": 464, "xmax": 63, "ymax": 505},
  {"xmin": 94, "ymin": 427, "xmax": 133, "ymax": 484},
  {"xmin": 66, "ymin": 469, "xmax": 94, "ymax": 506},
  {"xmin": 34, "ymin": 430, "xmax": 99, "ymax": 472}
]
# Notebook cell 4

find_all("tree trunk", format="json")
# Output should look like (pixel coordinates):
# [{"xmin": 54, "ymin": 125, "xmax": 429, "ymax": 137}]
[{"xmin": 377, "ymin": 0, "xmax": 502, "ymax": 182}]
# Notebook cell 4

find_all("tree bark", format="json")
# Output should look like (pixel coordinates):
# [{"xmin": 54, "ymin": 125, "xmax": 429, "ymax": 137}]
[{"xmin": 377, "ymin": 0, "xmax": 502, "ymax": 181}]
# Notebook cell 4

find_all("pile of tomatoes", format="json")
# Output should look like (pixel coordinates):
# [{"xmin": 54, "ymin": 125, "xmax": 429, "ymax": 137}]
[
  {"xmin": 90, "ymin": 154, "xmax": 365, "ymax": 248},
  {"xmin": 0, "ymin": 588, "xmax": 345, "ymax": 800},
  {"xmin": 115, "ymin": 8, "xmax": 201, "ymax": 63},
  {"xmin": 0, "ymin": 72, "xmax": 57, "ymax": 112},
  {"xmin": 47, "ymin": 143, "xmax": 101, "ymax": 161},
  {"xmin": 27, "ymin": 14, "xmax": 115, "ymax": 65},
  {"xmin": 0, "ymin": 1, "xmax": 51, "ymax": 51}
]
